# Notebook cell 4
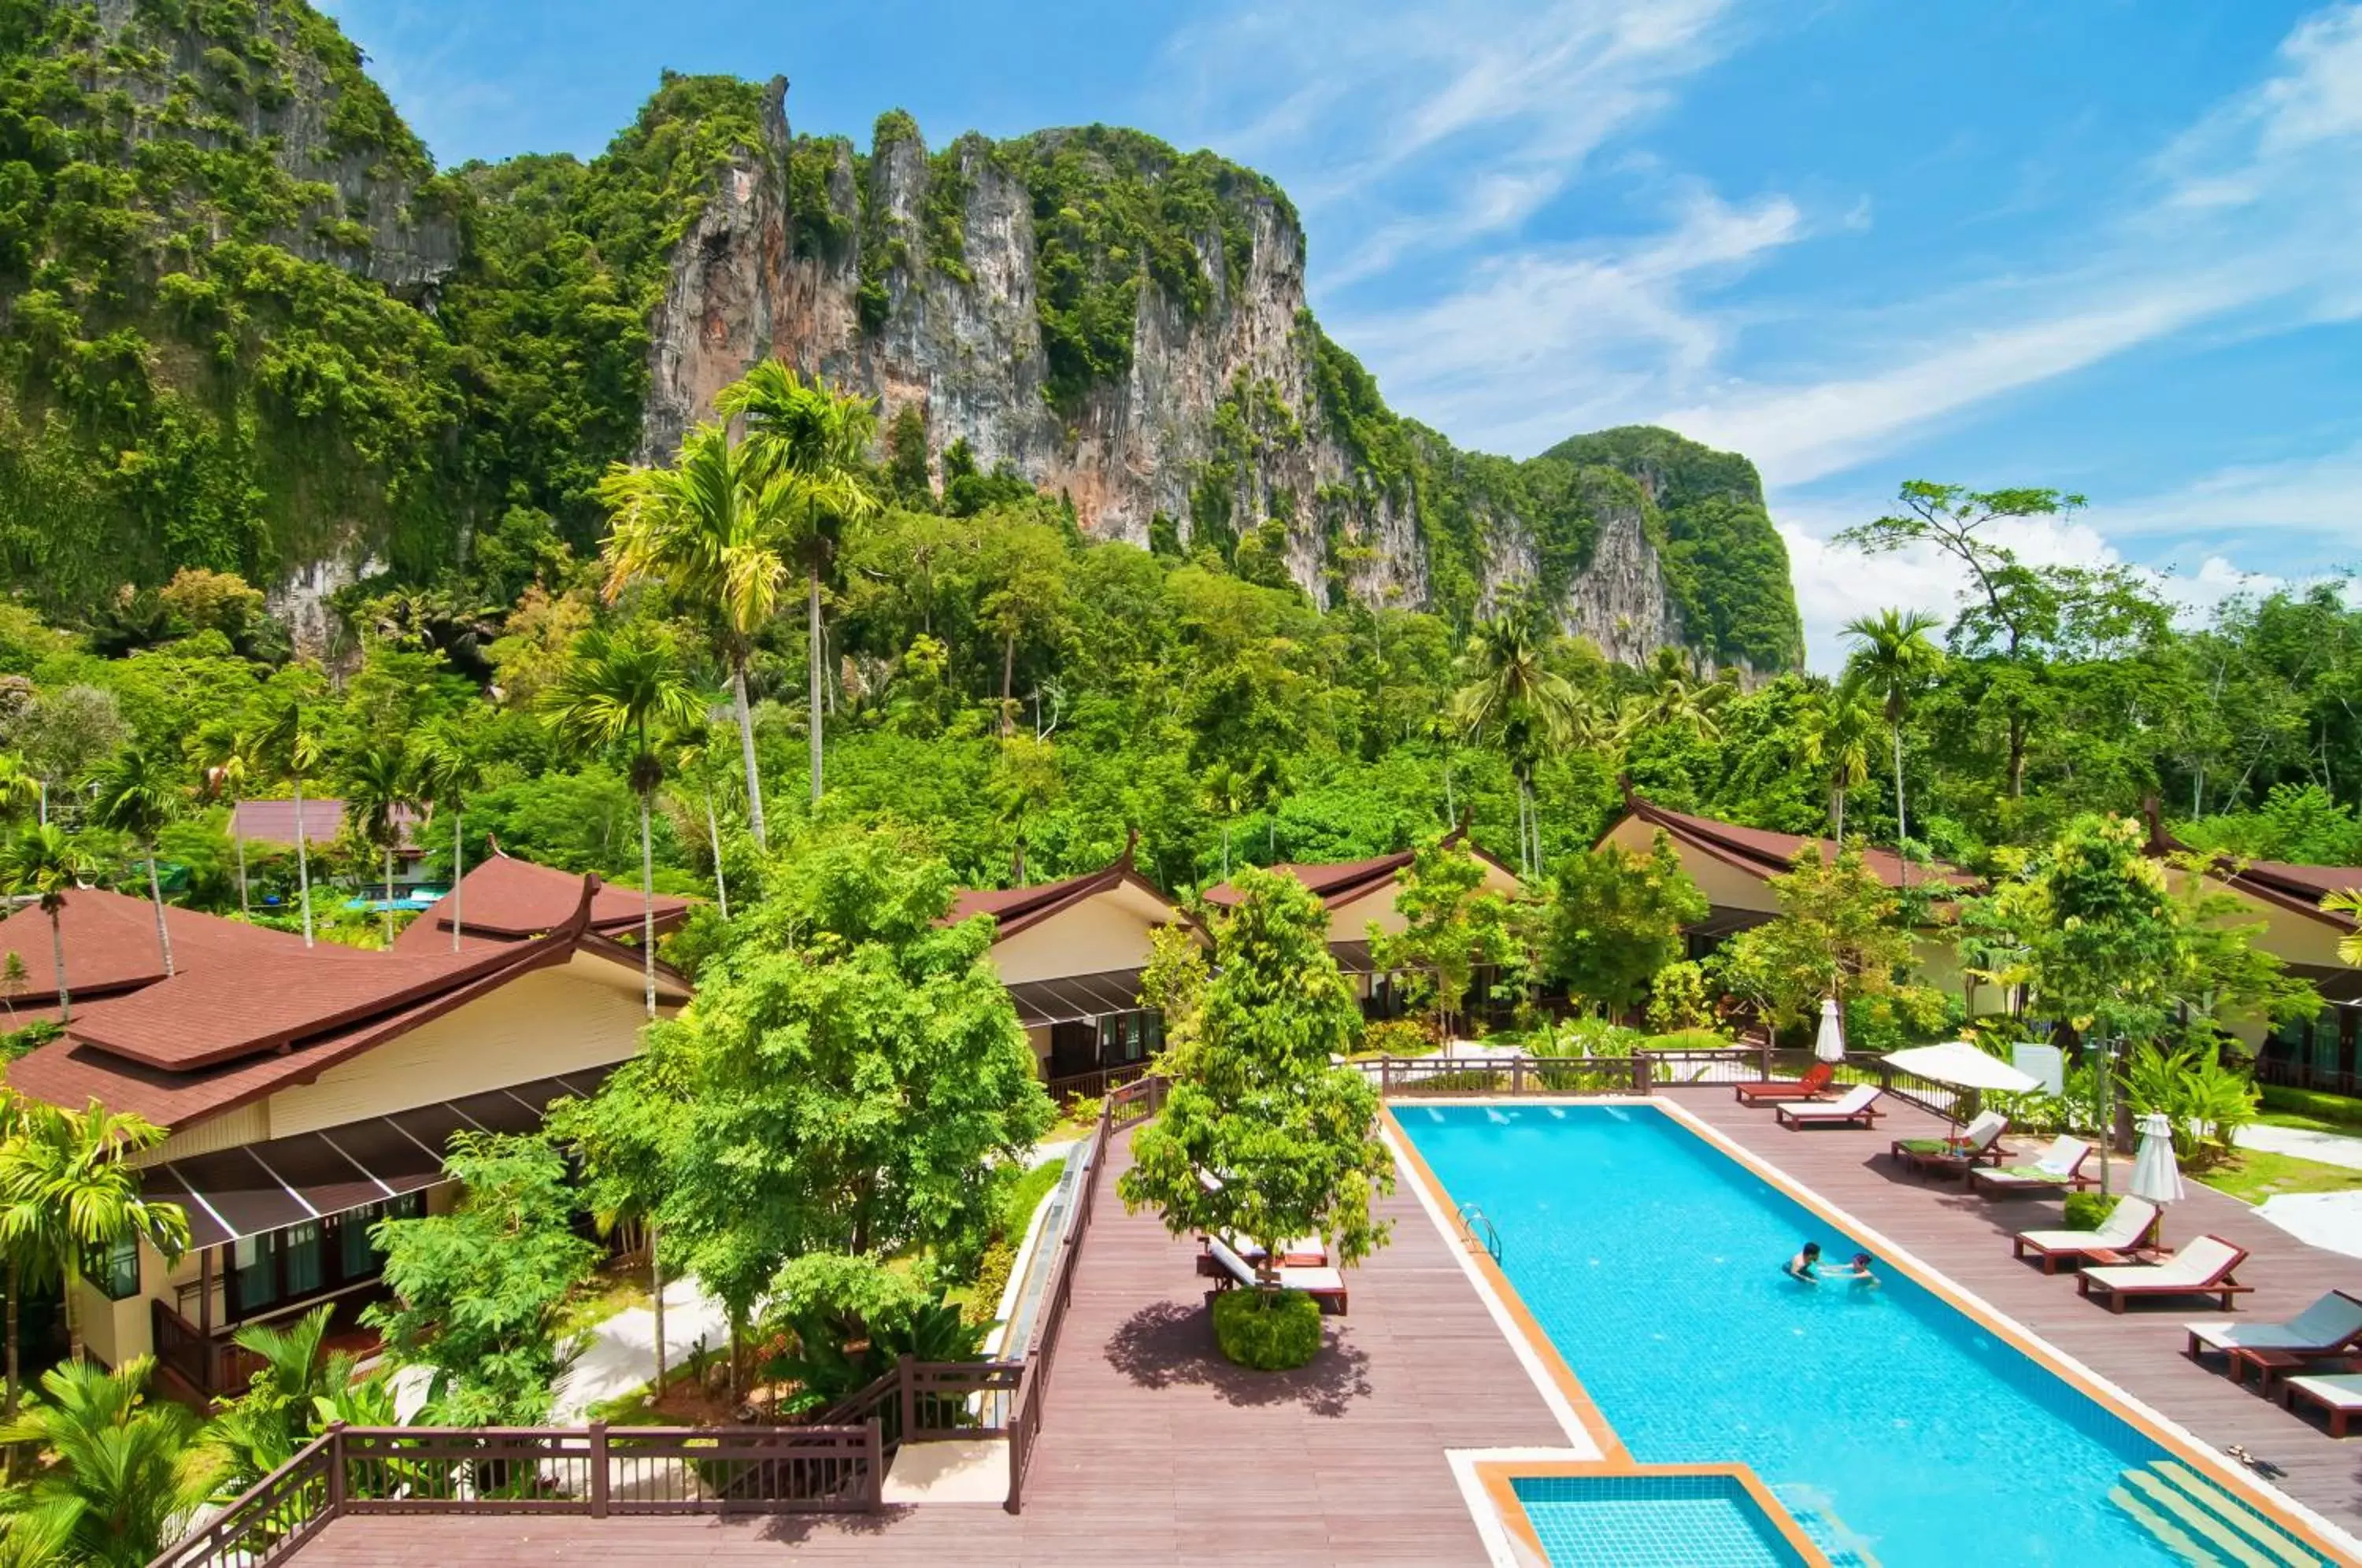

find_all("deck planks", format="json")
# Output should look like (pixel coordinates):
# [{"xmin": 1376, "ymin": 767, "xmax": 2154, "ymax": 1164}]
[{"xmin": 291, "ymin": 1134, "xmax": 1567, "ymax": 1566}]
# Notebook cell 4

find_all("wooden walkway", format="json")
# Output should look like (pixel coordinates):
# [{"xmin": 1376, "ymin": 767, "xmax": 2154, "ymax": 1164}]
[
  {"xmin": 291, "ymin": 1137, "xmax": 1567, "ymax": 1566},
  {"xmin": 1671, "ymin": 1089, "xmax": 2362, "ymax": 1540}
]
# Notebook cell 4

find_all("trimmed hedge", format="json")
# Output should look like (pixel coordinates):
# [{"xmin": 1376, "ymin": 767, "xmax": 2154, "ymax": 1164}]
[
  {"xmin": 2062, "ymin": 1191, "xmax": 2117, "ymax": 1232},
  {"xmin": 1212, "ymin": 1287, "xmax": 1323, "ymax": 1370},
  {"xmin": 2259, "ymin": 1084, "xmax": 2362, "ymax": 1130}
]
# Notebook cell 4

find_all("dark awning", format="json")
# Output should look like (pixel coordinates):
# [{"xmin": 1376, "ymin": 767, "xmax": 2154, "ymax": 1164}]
[
  {"xmin": 146, "ymin": 1067, "xmax": 617, "ymax": 1250},
  {"xmin": 1329, "ymin": 941, "xmax": 1377, "ymax": 975},
  {"xmin": 1005, "ymin": 969, "xmax": 1147, "ymax": 1029}
]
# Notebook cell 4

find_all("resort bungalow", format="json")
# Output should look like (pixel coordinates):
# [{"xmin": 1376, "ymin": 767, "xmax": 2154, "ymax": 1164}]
[
  {"xmin": 2142, "ymin": 807, "xmax": 2362, "ymax": 1090},
  {"xmin": 2, "ymin": 876, "xmax": 687, "ymax": 1400},
  {"xmin": 232, "ymin": 798, "xmax": 431, "ymax": 891},
  {"xmin": 391, "ymin": 847, "xmax": 693, "ymax": 953},
  {"xmin": 1200, "ymin": 831, "xmax": 1523, "ymax": 1020},
  {"xmin": 0, "ymin": 886, "xmax": 312, "ymax": 1027},
  {"xmin": 1594, "ymin": 790, "xmax": 1979, "ymax": 1003},
  {"xmin": 947, "ymin": 839, "xmax": 1194, "ymax": 1091}
]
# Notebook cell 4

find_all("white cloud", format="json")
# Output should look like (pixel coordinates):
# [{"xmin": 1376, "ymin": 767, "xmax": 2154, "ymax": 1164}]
[{"xmin": 2090, "ymin": 440, "xmax": 2362, "ymax": 547}]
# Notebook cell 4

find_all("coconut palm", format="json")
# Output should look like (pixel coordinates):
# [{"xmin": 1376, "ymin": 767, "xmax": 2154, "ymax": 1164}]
[
  {"xmin": 2327, "ymin": 889, "xmax": 2360, "ymax": 967},
  {"xmin": 545, "ymin": 628, "xmax": 702, "ymax": 1015},
  {"xmin": 1841, "ymin": 608, "xmax": 1946, "ymax": 887},
  {"xmin": 84, "ymin": 748, "xmax": 184, "ymax": 978},
  {"xmin": 206, "ymin": 1304, "xmax": 345, "ymax": 1489},
  {"xmin": 0, "ymin": 1096, "xmax": 185, "ymax": 1414},
  {"xmin": 342, "ymin": 745, "xmax": 420, "ymax": 950},
  {"xmin": 0, "ymin": 753, "xmax": 39, "ymax": 825},
  {"xmin": 0, "ymin": 824, "xmax": 92, "ymax": 1023},
  {"xmin": 1452, "ymin": 609, "xmax": 1580, "ymax": 875},
  {"xmin": 716, "ymin": 363, "xmax": 884, "ymax": 809},
  {"xmin": 413, "ymin": 727, "xmax": 483, "ymax": 951},
  {"xmin": 666, "ymin": 719, "xmax": 735, "ymax": 922},
  {"xmin": 598, "ymin": 424, "xmax": 796, "ymax": 852},
  {"xmin": 1797, "ymin": 682, "xmax": 1879, "ymax": 840},
  {"xmin": 0, "ymin": 1356, "xmax": 215, "ymax": 1568},
  {"xmin": 194, "ymin": 727, "xmax": 258, "ymax": 919},
  {"xmin": 254, "ymin": 697, "xmax": 324, "ymax": 946},
  {"xmin": 1620, "ymin": 648, "xmax": 1731, "ymax": 742}
]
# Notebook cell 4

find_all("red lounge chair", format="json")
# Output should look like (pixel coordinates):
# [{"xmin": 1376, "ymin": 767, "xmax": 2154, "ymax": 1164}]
[
  {"xmin": 2076, "ymin": 1234, "xmax": 2253, "ymax": 1314},
  {"xmin": 1772, "ymin": 1085, "xmax": 1882, "ymax": 1130},
  {"xmin": 1734, "ymin": 1062, "xmax": 1834, "ymax": 1106}
]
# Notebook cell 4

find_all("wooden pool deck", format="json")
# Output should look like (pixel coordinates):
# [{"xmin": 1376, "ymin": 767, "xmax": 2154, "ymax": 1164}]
[
  {"xmin": 287, "ymin": 1091, "xmax": 2362, "ymax": 1564},
  {"xmin": 288, "ymin": 1135, "xmax": 1569, "ymax": 1566},
  {"xmin": 1668, "ymin": 1088, "xmax": 2362, "ymax": 1543}
]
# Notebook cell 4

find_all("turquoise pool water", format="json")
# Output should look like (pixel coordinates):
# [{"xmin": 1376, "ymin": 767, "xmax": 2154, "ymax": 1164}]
[
  {"xmin": 1514, "ymin": 1474, "xmax": 1808, "ymax": 1567},
  {"xmin": 1401, "ymin": 1104, "xmax": 2299, "ymax": 1566}
]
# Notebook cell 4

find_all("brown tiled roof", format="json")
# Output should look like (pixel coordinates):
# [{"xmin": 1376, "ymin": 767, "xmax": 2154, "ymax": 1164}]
[
  {"xmin": 1615, "ymin": 794, "xmax": 1978, "ymax": 891},
  {"xmin": 943, "ymin": 833, "xmax": 1186, "ymax": 944},
  {"xmin": 0, "ymin": 888, "xmax": 309, "ymax": 1008},
  {"xmin": 231, "ymin": 798, "xmax": 424, "ymax": 852},
  {"xmin": 2142, "ymin": 803, "xmax": 2361, "ymax": 930},
  {"xmin": 391, "ymin": 850, "xmax": 690, "ymax": 951},
  {"xmin": 6, "ymin": 876, "xmax": 686, "ymax": 1130},
  {"xmin": 1199, "ymin": 829, "xmax": 1515, "ymax": 911}
]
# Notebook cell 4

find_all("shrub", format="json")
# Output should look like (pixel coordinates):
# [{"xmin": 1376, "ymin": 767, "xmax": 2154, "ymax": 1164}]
[
  {"xmin": 1210, "ymin": 1287, "xmax": 1322, "ymax": 1370},
  {"xmin": 1646, "ymin": 960, "xmax": 1712, "ymax": 1032},
  {"xmin": 2062, "ymin": 1191, "xmax": 2117, "ymax": 1231},
  {"xmin": 1547, "ymin": 1015, "xmax": 1644, "ymax": 1058},
  {"xmin": 1642, "ymin": 1029, "xmax": 1731, "ymax": 1053},
  {"xmin": 1357, "ymin": 1018, "xmax": 1433, "ymax": 1058}
]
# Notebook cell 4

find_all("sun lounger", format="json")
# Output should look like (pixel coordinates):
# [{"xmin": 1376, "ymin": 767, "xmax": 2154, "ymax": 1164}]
[
  {"xmin": 2012, "ymin": 1196, "xmax": 2161, "ymax": 1273},
  {"xmin": 2281, "ymin": 1372, "xmax": 2362, "ymax": 1437},
  {"xmin": 1970, "ymin": 1136, "xmax": 2094, "ymax": 1197},
  {"xmin": 2186, "ymin": 1290, "xmax": 2362, "ymax": 1364},
  {"xmin": 1772, "ymin": 1085, "xmax": 1882, "ymax": 1130},
  {"xmin": 2078, "ymin": 1234, "xmax": 2253, "ymax": 1313},
  {"xmin": 1733, "ymin": 1062, "xmax": 1835, "ymax": 1106},
  {"xmin": 1890, "ymin": 1110, "xmax": 2009, "ymax": 1177},
  {"xmin": 1215, "ymin": 1232, "xmax": 1329, "ymax": 1268},
  {"xmin": 1202, "ymin": 1237, "xmax": 1348, "ymax": 1315}
]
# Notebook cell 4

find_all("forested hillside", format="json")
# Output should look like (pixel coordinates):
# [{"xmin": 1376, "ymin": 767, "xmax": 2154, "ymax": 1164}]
[{"xmin": 0, "ymin": 2, "xmax": 1799, "ymax": 668}]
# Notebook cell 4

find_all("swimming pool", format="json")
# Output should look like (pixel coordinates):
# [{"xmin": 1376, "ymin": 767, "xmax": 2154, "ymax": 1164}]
[{"xmin": 1400, "ymin": 1103, "xmax": 2333, "ymax": 1567}]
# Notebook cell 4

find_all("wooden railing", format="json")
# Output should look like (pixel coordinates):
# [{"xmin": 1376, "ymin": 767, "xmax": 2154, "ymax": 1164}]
[
  {"xmin": 1353, "ymin": 1047, "xmax": 1964, "ymax": 1117},
  {"xmin": 813, "ymin": 1356, "xmax": 1020, "ymax": 1451},
  {"xmin": 1041, "ymin": 1062, "xmax": 1149, "ymax": 1104},
  {"xmin": 2256, "ymin": 1055, "xmax": 2360, "ymax": 1098},
  {"xmin": 150, "ymin": 1421, "xmax": 884, "ymax": 1567},
  {"xmin": 152, "ymin": 1300, "xmax": 267, "ymax": 1402}
]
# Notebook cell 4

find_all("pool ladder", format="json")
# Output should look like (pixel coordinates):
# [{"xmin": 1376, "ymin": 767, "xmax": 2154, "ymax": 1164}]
[{"xmin": 1453, "ymin": 1202, "xmax": 1502, "ymax": 1262}]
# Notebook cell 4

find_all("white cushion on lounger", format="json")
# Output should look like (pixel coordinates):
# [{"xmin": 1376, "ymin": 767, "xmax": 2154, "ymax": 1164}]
[
  {"xmin": 1982, "ymin": 1136, "xmax": 2089, "ymax": 1187},
  {"xmin": 1277, "ymin": 1264, "xmax": 1345, "ymax": 1292},
  {"xmin": 1789, "ymin": 1085, "xmax": 1879, "ymax": 1119},
  {"xmin": 2016, "ymin": 1196, "xmax": 2159, "ymax": 1253},
  {"xmin": 2084, "ymin": 1234, "xmax": 2241, "ymax": 1292},
  {"xmin": 2189, "ymin": 1291, "xmax": 2362, "ymax": 1354},
  {"xmin": 2283, "ymin": 1372, "xmax": 2362, "ymax": 1410}
]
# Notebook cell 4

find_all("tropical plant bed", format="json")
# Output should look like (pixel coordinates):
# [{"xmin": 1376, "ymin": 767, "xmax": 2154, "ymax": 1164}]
[{"xmin": 1211, "ymin": 1286, "xmax": 1323, "ymax": 1370}]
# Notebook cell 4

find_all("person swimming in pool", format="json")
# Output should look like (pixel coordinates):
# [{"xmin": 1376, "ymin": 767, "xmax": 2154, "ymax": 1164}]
[
  {"xmin": 1822, "ymin": 1251, "xmax": 1881, "ymax": 1286},
  {"xmin": 1784, "ymin": 1241, "xmax": 1822, "ymax": 1281}
]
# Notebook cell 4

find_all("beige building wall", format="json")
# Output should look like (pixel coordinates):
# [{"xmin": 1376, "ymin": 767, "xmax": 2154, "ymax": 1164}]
[
  {"xmin": 987, "ymin": 887, "xmax": 1175, "ymax": 986},
  {"xmin": 1327, "ymin": 859, "xmax": 1520, "ymax": 947},
  {"xmin": 1601, "ymin": 818, "xmax": 1782, "ymax": 916}
]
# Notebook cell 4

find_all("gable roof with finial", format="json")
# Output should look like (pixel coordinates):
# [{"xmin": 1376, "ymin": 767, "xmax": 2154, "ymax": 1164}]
[
  {"xmin": 2140, "ymin": 798, "xmax": 2360, "ymax": 932},
  {"xmin": 943, "ymin": 830, "xmax": 1192, "ymax": 943}
]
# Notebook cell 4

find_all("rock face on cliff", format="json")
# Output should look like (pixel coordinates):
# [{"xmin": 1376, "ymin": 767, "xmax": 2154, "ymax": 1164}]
[{"xmin": 638, "ymin": 84, "xmax": 1800, "ymax": 671}]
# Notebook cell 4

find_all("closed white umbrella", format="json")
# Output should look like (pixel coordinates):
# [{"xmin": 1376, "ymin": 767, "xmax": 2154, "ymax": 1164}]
[
  {"xmin": 1882, "ymin": 1040, "xmax": 2042, "ymax": 1094},
  {"xmin": 1813, "ymin": 997, "xmax": 1846, "ymax": 1063},
  {"xmin": 2129, "ymin": 1111, "xmax": 2186, "ymax": 1205}
]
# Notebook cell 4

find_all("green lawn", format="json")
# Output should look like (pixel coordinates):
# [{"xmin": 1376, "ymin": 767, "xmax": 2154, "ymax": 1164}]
[
  {"xmin": 555, "ymin": 1256, "xmax": 653, "ymax": 1340},
  {"xmin": 2192, "ymin": 1147, "xmax": 2362, "ymax": 1204},
  {"xmin": 2256, "ymin": 1109, "xmax": 2362, "ymax": 1138}
]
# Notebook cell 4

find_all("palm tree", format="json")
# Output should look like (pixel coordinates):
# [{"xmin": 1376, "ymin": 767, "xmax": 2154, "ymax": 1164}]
[
  {"xmin": 546, "ymin": 628, "xmax": 701, "ymax": 1016},
  {"xmin": 0, "ymin": 1356, "xmax": 215, "ymax": 1568},
  {"xmin": 85, "ymin": 748, "xmax": 184, "ymax": 978},
  {"xmin": 2326, "ymin": 889, "xmax": 2360, "ymax": 967},
  {"xmin": 206, "ymin": 1304, "xmax": 343, "ymax": 1489},
  {"xmin": 1841, "ymin": 608, "xmax": 1946, "ymax": 887},
  {"xmin": 413, "ymin": 727, "xmax": 483, "ymax": 951},
  {"xmin": 717, "ymin": 363, "xmax": 885, "ymax": 809},
  {"xmin": 254, "ymin": 698, "xmax": 324, "ymax": 946},
  {"xmin": 1451, "ymin": 610, "xmax": 1580, "ymax": 875},
  {"xmin": 0, "ymin": 1096, "xmax": 186, "ymax": 1412},
  {"xmin": 194, "ymin": 727, "xmax": 257, "ymax": 919},
  {"xmin": 667, "ymin": 719, "xmax": 734, "ymax": 922},
  {"xmin": 0, "ymin": 825, "xmax": 92, "ymax": 1023},
  {"xmin": 1621, "ymin": 648, "xmax": 1731, "ymax": 742},
  {"xmin": 598, "ymin": 424, "xmax": 795, "ymax": 852},
  {"xmin": 0, "ymin": 753, "xmax": 39, "ymax": 824},
  {"xmin": 1797, "ymin": 682, "xmax": 1879, "ymax": 840},
  {"xmin": 342, "ymin": 745, "xmax": 420, "ymax": 951}
]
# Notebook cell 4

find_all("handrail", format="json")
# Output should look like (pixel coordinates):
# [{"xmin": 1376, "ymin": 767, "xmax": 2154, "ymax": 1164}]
[{"xmin": 1453, "ymin": 1202, "xmax": 1501, "ymax": 1262}]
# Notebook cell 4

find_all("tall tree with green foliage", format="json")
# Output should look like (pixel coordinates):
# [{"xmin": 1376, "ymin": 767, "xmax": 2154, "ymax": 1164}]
[
  {"xmin": 1120, "ymin": 867, "xmax": 1392, "ymax": 1294},
  {"xmin": 254, "ymin": 695, "xmax": 324, "ymax": 947},
  {"xmin": 364, "ymin": 1132, "xmax": 597, "ymax": 1426},
  {"xmin": 0, "ymin": 1357, "xmax": 216, "ymax": 1568},
  {"xmin": 1453, "ymin": 610, "xmax": 1581, "ymax": 875},
  {"xmin": 0, "ymin": 825, "xmax": 94, "ymax": 1023},
  {"xmin": 631, "ymin": 825, "xmax": 1053, "ymax": 1389},
  {"xmin": 1366, "ymin": 837, "xmax": 1521, "ymax": 1041},
  {"xmin": 413, "ymin": 724, "xmax": 484, "ymax": 950},
  {"xmin": 598, "ymin": 422, "xmax": 795, "ymax": 851},
  {"xmin": 1542, "ymin": 832, "xmax": 1709, "ymax": 1016},
  {"xmin": 545, "ymin": 627, "xmax": 702, "ymax": 1015},
  {"xmin": 0, "ymin": 1097, "xmax": 187, "ymax": 1408},
  {"xmin": 1841, "ymin": 608, "xmax": 1945, "ymax": 883},
  {"xmin": 1796, "ymin": 682, "xmax": 1879, "ymax": 839},
  {"xmin": 1710, "ymin": 845, "xmax": 1919, "ymax": 1032},
  {"xmin": 87, "ymin": 746, "xmax": 186, "ymax": 977},
  {"xmin": 194, "ymin": 727, "xmax": 258, "ymax": 920},
  {"xmin": 716, "ymin": 363, "xmax": 885, "ymax": 805},
  {"xmin": 341, "ymin": 743, "xmax": 418, "ymax": 950},
  {"xmin": 548, "ymin": 1052, "xmax": 693, "ymax": 1396}
]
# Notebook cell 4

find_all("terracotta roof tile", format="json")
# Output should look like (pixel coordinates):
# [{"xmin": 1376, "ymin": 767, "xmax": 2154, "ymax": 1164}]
[
  {"xmin": 1201, "ymin": 852, "xmax": 1412, "ymax": 909},
  {"xmin": 0, "ymin": 888, "xmax": 309, "ymax": 1006},
  {"xmin": 231, "ymin": 798, "xmax": 424, "ymax": 851},
  {"xmin": 1624, "ymin": 797, "xmax": 1977, "ymax": 891},
  {"xmin": 391, "ymin": 852, "xmax": 689, "ymax": 950}
]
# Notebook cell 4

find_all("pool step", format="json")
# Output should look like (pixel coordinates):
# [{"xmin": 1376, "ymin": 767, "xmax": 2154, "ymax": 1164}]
[
  {"xmin": 2143, "ymin": 1461, "xmax": 2326, "ymax": 1568},
  {"xmin": 2109, "ymin": 1484, "xmax": 2231, "ymax": 1567}
]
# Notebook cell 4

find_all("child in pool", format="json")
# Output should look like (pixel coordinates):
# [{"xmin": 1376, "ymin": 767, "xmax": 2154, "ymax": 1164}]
[
  {"xmin": 1784, "ymin": 1241, "xmax": 1822, "ymax": 1281},
  {"xmin": 1822, "ymin": 1251, "xmax": 1881, "ymax": 1286}
]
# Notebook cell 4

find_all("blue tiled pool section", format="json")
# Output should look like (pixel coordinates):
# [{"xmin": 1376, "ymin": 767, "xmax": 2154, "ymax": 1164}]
[
  {"xmin": 1512, "ymin": 1474, "xmax": 1809, "ymax": 1567},
  {"xmin": 1401, "ymin": 1104, "xmax": 2330, "ymax": 1567}
]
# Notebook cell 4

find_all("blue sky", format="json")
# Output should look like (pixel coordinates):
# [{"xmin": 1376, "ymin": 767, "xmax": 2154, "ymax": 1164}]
[{"xmin": 321, "ymin": 0, "xmax": 2362, "ymax": 666}]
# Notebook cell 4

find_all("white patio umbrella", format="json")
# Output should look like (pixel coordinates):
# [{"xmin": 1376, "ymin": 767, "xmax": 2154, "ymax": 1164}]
[
  {"xmin": 2129, "ymin": 1110, "xmax": 2186, "ymax": 1207},
  {"xmin": 1881, "ymin": 1040, "xmax": 2042, "ymax": 1094},
  {"xmin": 1813, "ymin": 997, "xmax": 1846, "ymax": 1063}
]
